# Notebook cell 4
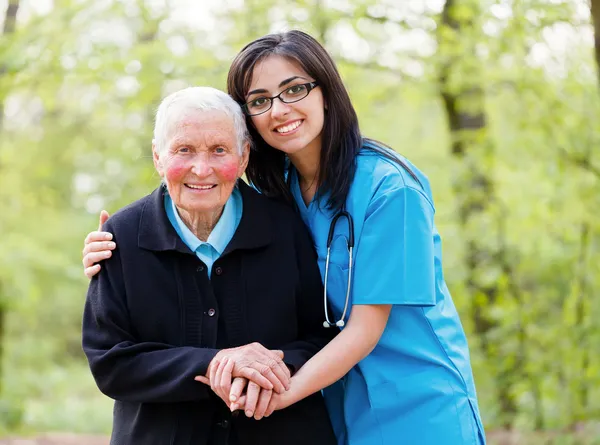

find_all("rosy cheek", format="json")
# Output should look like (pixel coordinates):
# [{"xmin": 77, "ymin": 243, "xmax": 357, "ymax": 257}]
[
  {"xmin": 215, "ymin": 161, "xmax": 240, "ymax": 182},
  {"xmin": 164, "ymin": 163, "xmax": 188, "ymax": 181}
]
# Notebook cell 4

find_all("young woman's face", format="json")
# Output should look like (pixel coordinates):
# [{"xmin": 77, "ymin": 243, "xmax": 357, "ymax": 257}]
[{"xmin": 246, "ymin": 55, "xmax": 325, "ymax": 157}]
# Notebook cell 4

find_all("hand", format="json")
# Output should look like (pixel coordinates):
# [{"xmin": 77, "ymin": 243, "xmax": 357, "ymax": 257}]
[
  {"xmin": 83, "ymin": 210, "xmax": 114, "ymax": 278},
  {"xmin": 230, "ymin": 375, "xmax": 296, "ymax": 420},
  {"xmin": 195, "ymin": 343, "xmax": 290, "ymax": 396},
  {"xmin": 233, "ymin": 382, "xmax": 275, "ymax": 420},
  {"xmin": 233, "ymin": 387, "xmax": 290, "ymax": 419}
]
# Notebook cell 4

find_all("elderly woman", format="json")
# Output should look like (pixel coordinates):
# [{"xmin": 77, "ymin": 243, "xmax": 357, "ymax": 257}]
[{"xmin": 82, "ymin": 86, "xmax": 337, "ymax": 445}]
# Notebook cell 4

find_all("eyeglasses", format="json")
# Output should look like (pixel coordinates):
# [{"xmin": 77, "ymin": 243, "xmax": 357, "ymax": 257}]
[{"xmin": 242, "ymin": 81, "xmax": 319, "ymax": 116}]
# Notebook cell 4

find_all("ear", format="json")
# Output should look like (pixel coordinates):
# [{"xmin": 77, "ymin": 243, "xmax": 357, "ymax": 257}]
[
  {"xmin": 238, "ymin": 142, "xmax": 250, "ymax": 176},
  {"xmin": 152, "ymin": 140, "xmax": 164, "ymax": 178}
]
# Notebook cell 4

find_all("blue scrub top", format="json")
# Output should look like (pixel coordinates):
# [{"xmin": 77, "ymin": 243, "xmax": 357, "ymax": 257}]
[{"xmin": 289, "ymin": 146, "xmax": 486, "ymax": 445}]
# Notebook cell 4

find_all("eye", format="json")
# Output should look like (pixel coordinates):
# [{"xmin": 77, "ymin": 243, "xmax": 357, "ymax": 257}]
[
  {"xmin": 286, "ymin": 84, "xmax": 307, "ymax": 95},
  {"xmin": 177, "ymin": 147, "xmax": 190, "ymax": 153},
  {"xmin": 215, "ymin": 147, "xmax": 226, "ymax": 154},
  {"xmin": 248, "ymin": 97, "xmax": 269, "ymax": 108}
]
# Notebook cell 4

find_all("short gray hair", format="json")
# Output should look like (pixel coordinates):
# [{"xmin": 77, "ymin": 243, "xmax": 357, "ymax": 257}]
[{"xmin": 153, "ymin": 86, "xmax": 250, "ymax": 156}]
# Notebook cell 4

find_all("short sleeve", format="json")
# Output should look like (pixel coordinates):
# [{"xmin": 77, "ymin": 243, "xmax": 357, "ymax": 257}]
[{"xmin": 352, "ymin": 185, "xmax": 437, "ymax": 306}]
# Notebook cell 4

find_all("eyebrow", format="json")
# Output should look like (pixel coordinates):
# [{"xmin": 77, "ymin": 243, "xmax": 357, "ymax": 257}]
[{"xmin": 247, "ymin": 76, "xmax": 309, "ymax": 96}]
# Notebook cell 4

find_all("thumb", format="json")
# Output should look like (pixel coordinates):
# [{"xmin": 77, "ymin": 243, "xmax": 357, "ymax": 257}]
[
  {"xmin": 98, "ymin": 210, "xmax": 110, "ymax": 230},
  {"xmin": 272, "ymin": 350, "xmax": 284, "ymax": 359},
  {"xmin": 194, "ymin": 375, "xmax": 210, "ymax": 385}
]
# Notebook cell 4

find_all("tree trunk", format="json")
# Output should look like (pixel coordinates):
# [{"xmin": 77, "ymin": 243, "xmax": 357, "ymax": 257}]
[
  {"xmin": 437, "ymin": 0, "xmax": 520, "ymax": 428},
  {"xmin": 0, "ymin": 0, "xmax": 19, "ymax": 131},
  {"xmin": 590, "ymin": 0, "xmax": 600, "ymax": 87},
  {"xmin": 0, "ymin": 0, "xmax": 20, "ymax": 397}
]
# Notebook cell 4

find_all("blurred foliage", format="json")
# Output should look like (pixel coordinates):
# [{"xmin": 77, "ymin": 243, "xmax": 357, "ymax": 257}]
[{"xmin": 0, "ymin": 0, "xmax": 598, "ymax": 443}]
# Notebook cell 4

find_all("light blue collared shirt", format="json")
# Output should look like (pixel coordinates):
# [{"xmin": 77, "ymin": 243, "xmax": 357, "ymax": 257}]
[{"xmin": 165, "ymin": 187, "xmax": 243, "ymax": 277}]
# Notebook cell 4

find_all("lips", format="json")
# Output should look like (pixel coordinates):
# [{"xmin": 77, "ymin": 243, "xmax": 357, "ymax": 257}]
[{"xmin": 274, "ymin": 120, "xmax": 302, "ymax": 134}]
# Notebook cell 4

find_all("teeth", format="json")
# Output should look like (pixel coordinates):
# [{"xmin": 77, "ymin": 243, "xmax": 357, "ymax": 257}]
[
  {"xmin": 187, "ymin": 184, "xmax": 214, "ymax": 190},
  {"xmin": 276, "ymin": 120, "xmax": 301, "ymax": 133}
]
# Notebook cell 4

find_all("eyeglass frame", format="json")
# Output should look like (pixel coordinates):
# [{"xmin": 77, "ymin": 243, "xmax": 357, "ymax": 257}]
[{"xmin": 241, "ymin": 81, "xmax": 320, "ymax": 116}]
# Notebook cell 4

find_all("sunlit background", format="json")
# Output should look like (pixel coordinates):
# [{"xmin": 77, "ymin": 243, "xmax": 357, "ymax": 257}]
[{"xmin": 0, "ymin": 0, "xmax": 598, "ymax": 443}]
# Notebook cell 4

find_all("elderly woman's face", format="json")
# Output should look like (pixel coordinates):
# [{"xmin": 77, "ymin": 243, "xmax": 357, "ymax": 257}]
[{"xmin": 154, "ymin": 109, "xmax": 248, "ymax": 216}]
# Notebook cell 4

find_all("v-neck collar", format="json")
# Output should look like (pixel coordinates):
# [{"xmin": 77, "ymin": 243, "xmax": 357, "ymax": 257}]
[{"xmin": 290, "ymin": 167, "xmax": 316, "ymax": 213}]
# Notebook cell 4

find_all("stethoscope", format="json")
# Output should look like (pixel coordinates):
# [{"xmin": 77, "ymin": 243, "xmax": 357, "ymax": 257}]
[{"xmin": 323, "ymin": 209, "xmax": 354, "ymax": 328}]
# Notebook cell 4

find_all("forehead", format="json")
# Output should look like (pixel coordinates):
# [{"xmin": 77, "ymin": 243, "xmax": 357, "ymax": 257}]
[
  {"xmin": 167, "ymin": 109, "xmax": 235, "ymax": 142},
  {"xmin": 249, "ymin": 55, "xmax": 309, "ymax": 91}
]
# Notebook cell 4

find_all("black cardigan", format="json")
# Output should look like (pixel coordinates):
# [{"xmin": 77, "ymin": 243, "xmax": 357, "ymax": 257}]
[{"xmin": 82, "ymin": 181, "xmax": 337, "ymax": 445}]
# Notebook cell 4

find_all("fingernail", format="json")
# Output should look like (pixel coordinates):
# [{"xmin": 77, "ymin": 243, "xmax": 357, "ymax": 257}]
[
  {"xmin": 107, "ymin": 242, "xmax": 116, "ymax": 248},
  {"xmin": 104, "ymin": 251, "xmax": 111, "ymax": 258},
  {"xmin": 230, "ymin": 395, "xmax": 237, "ymax": 402},
  {"xmin": 230, "ymin": 404, "xmax": 238, "ymax": 411},
  {"xmin": 246, "ymin": 410, "xmax": 253, "ymax": 417},
  {"xmin": 105, "ymin": 234, "xmax": 112, "ymax": 240}
]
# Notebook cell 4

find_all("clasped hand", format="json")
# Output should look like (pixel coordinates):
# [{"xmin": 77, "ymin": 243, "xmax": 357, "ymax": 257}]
[{"xmin": 195, "ymin": 343, "xmax": 291, "ymax": 420}]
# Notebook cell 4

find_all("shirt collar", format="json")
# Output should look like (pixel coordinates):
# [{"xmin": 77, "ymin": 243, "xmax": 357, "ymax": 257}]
[
  {"xmin": 138, "ymin": 182, "xmax": 270, "ymax": 254},
  {"xmin": 165, "ymin": 187, "xmax": 239, "ymax": 256}
]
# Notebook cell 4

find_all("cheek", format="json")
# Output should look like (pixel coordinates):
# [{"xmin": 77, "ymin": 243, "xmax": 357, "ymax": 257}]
[
  {"xmin": 252, "ymin": 116, "xmax": 270, "ymax": 137},
  {"xmin": 164, "ymin": 162, "xmax": 188, "ymax": 182},
  {"xmin": 215, "ymin": 160, "xmax": 240, "ymax": 183}
]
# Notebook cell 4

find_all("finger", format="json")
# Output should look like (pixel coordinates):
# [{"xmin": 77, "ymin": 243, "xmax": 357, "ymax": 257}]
[
  {"xmin": 213, "ymin": 358, "xmax": 227, "ymax": 399},
  {"xmin": 194, "ymin": 375, "xmax": 210, "ymax": 385},
  {"xmin": 84, "ymin": 230, "xmax": 113, "ymax": 245},
  {"xmin": 264, "ymin": 394, "xmax": 278, "ymax": 418},
  {"xmin": 244, "ymin": 382, "xmax": 261, "ymax": 418},
  {"xmin": 209, "ymin": 359, "xmax": 220, "ymax": 392},
  {"xmin": 84, "ymin": 264, "xmax": 101, "ymax": 279},
  {"xmin": 272, "ymin": 349, "xmax": 284, "ymax": 360},
  {"xmin": 238, "ymin": 368, "xmax": 273, "ymax": 391},
  {"xmin": 82, "ymin": 251, "xmax": 112, "ymax": 269},
  {"xmin": 256, "ymin": 357, "xmax": 289, "ymax": 394},
  {"xmin": 269, "ymin": 350, "xmax": 290, "ymax": 378},
  {"xmin": 230, "ymin": 395, "xmax": 246, "ymax": 412},
  {"xmin": 254, "ymin": 388, "xmax": 273, "ymax": 420},
  {"xmin": 230, "ymin": 377, "xmax": 247, "ymax": 403},
  {"xmin": 219, "ymin": 358, "xmax": 235, "ymax": 399},
  {"xmin": 268, "ymin": 354, "xmax": 291, "ymax": 392},
  {"xmin": 99, "ymin": 210, "xmax": 110, "ymax": 230},
  {"xmin": 83, "ymin": 241, "xmax": 116, "ymax": 257}
]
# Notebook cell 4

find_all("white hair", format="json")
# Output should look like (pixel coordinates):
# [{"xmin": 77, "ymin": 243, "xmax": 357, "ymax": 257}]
[{"xmin": 153, "ymin": 86, "xmax": 250, "ymax": 156}]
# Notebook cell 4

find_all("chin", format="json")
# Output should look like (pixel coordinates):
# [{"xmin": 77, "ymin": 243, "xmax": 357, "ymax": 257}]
[{"xmin": 269, "ymin": 140, "xmax": 310, "ymax": 155}]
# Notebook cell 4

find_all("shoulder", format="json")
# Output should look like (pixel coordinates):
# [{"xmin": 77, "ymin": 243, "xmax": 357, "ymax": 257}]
[
  {"xmin": 239, "ymin": 180, "xmax": 300, "ymax": 223},
  {"xmin": 102, "ymin": 188, "xmax": 159, "ymax": 234},
  {"xmin": 355, "ymin": 143, "xmax": 434, "ymax": 210}
]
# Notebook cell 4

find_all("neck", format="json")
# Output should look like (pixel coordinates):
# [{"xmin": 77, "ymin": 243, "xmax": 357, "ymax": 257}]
[
  {"xmin": 176, "ymin": 206, "xmax": 224, "ymax": 242},
  {"xmin": 288, "ymin": 138, "xmax": 321, "ymax": 188}
]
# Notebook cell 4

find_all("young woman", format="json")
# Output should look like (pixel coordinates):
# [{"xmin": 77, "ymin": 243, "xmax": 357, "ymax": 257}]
[{"xmin": 82, "ymin": 30, "xmax": 486, "ymax": 445}]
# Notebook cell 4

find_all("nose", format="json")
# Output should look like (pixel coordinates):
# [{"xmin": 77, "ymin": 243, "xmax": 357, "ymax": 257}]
[
  {"xmin": 190, "ymin": 153, "xmax": 213, "ymax": 177},
  {"xmin": 270, "ymin": 97, "xmax": 291, "ymax": 119}
]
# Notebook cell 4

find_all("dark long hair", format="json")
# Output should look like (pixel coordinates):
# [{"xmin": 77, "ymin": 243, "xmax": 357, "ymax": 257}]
[{"xmin": 227, "ymin": 30, "xmax": 418, "ymax": 211}]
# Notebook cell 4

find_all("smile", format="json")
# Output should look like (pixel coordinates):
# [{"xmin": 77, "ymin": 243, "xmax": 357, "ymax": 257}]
[
  {"xmin": 275, "ymin": 120, "xmax": 302, "ymax": 134},
  {"xmin": 185, "ymin": 184, "xmax": 216, "ymax": 190}
]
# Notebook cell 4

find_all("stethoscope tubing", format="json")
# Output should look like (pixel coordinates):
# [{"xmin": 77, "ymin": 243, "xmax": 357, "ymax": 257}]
[{"xmin": 323, "ymin": 210, "xmax": 354, "ymax": 328}]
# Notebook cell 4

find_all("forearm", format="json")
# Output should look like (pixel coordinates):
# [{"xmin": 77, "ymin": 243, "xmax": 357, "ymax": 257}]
[
  {"xmin": 284, "ymin": 304, "xmax": 391, "ymax": 406},
  {"xmin": 86, "ymin": 342, "xmax": 218, "ymax": 403},
  {"xmin": 287, "ymin": 326, "xmax": 376, "ymax": 403},
  {"xmin": 279, "ymin": 335, "xmax": 334, "ymax": 373}
]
